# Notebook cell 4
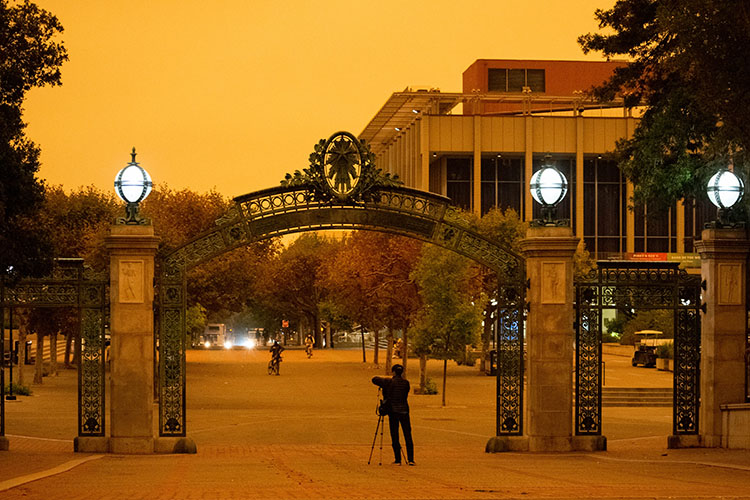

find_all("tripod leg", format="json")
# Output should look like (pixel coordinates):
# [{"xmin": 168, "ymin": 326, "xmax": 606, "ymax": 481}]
[
  {"xmin": 379, "ymin": 414, "xmax": 384, "ymax": 465},
  {"xmin": 367, "ymin": 415, "xmax": 381, "ymax": 465}
]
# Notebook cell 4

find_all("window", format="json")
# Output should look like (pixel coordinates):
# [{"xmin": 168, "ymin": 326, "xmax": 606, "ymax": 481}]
[
  {"xmin": 634, "ymin": 204, "xmax": 677, "ymax": 253},
  {"xmin": 446, "ymin": 157, "xmax": 472, "ymax": 211},
  {"xmin": 488, "ymin": 68, "xmax": 546, "ymax": 92},
  {"xmin": 583, "ymin": 158, "xmax": 626, "ymax": 258},
  {"xmin": 683, "ymin": 197, "xmax": 715, "ymax": 252},
  {"xmin": 480, "ymin": 156, "xmax": 524, "ymax": 215}
]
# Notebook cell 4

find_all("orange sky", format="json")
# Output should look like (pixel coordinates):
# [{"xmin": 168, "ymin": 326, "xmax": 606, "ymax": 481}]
[{"xmin": 24, "ymin": 0, "xmax": 614, "ymax": 199}]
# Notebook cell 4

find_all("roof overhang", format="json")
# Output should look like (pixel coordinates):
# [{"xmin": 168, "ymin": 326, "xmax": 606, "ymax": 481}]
[{"xmin": 359, "ymin": 90, "xmax": 634, "ymax": 156}]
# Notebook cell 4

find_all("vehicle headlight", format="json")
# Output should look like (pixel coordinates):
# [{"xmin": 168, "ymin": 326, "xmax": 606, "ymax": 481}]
[
  {"xmin": 204, "ymin": 341, "xmax": 211, "ymax": 348},
  {"xmin": 224, "ymin": 341, "xmax": 233, "ymax": 349},
  {"xmin": 243, "ymin": 339, "xmax": 255, "ymax": 349}
]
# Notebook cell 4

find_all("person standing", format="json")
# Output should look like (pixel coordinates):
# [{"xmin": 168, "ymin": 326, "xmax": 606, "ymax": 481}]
[
  {"xmin": 304, "ymin": 333, "xmax": 314, "ymax": 358},
  {"xmin": 371, "ymin": 364, "xmax": 414, "ymax": 465}
]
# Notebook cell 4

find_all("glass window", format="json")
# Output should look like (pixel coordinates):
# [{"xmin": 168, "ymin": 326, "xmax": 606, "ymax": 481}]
[
  {"xmin": 598, "ymin": 184, "xmax": 621, "ymax": 237},
  {"xmin": 582, "ymin": 157, "xmax": 625, "ymax": 258},
  {"xmin": 481, "ymin": 182, "xmax": 496, "ymax": 216},
  {"xmin": 448, "ymin": 182, "xmax": 471, "ymax": 210},
  {"xmin": 508, "ymin": 69, "xmax": 525, "ymax": 91},
  {"xmin": 481, "ymin": 158, "xmax": 496, "ymax": 181},
  {"xmin": 488, "ymin": 69, "xmax": 507, "ymax": 92},
  {"xmin": 526, "ymin": 69, "xmax": 545, "ymax": 92},
  {"xmin": 447, "ymin": 157, "xmax": 472, "ymax": 211},
  {"xmin": 447, "ymin": 158, "xmax": 471, "ymax": 180}
]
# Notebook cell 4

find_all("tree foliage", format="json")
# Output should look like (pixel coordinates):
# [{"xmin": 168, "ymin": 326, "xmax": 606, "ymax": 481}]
[
  {"xmin": 319, "ymin": 231, "xmax": 422, "ymax": 365},
  {"xmin": 255, "ymin": 233, "xmax": 335, "ymax": 344},
  {"xmin": 579, "ymin": 1, "xmax": 750, "ymax": 213},
  {"xmin": 0, "ymin": 0, "xmax": 68, "ymax": 280},
  {"xmin": 410, "ymin": 244, "xmax": 484, "ymax": 404}
]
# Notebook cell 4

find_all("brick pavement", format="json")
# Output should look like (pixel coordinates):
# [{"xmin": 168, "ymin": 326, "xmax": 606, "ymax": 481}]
[{"xmin": 2, "ymin": 349, "xmax": 750, "ymax": 499}]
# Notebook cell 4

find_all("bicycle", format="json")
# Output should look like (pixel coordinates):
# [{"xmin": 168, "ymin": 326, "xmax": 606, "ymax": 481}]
[
  {"xmin": 267, "ymin": 356, "xmax": 281, "ymax": 375},
  {"xmin": 305, "ymin": 344, "xmax": 313, "ymax": 358}
]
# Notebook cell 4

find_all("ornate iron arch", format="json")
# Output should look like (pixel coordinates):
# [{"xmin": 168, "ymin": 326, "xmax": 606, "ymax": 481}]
[{"xmin": 156, "ymin": 132, "xmax": 526, "ymax": 439}]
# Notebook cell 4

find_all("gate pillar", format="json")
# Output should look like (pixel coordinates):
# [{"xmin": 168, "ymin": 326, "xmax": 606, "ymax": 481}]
[
  {"xmin": 105, "ymin": 224, "xmax": 159, "ymax": 453},
  {"xmin": 521, "ymin": 226, "xmax": 604, "ymax": 452},
  {"xmin": 685, "ymin": 228, "xmax": 750, "ymax": 448}
]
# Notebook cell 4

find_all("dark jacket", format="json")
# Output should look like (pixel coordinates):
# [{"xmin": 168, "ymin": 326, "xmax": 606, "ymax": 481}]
[{"xmin": 372, "ymin": 374, "xmax": 410, "ymax": 414}]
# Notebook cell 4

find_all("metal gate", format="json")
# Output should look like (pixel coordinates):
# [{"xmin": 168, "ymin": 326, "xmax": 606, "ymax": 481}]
[
  {"xmin": 575, "ymin": 261, "xmax": 701, "ymax": 436},
  {"xmin": 156, "ymin": 132, "xmax": 526, "ymax": 439},
  {"xmin": 0, "ymin": 259, "xmax": 107, "ymax": 442}
]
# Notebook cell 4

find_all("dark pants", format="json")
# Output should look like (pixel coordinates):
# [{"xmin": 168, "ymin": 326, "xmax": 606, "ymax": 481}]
[{"xmin": 388, "ymin": 412, "xmax": 414, "ymax": 463}]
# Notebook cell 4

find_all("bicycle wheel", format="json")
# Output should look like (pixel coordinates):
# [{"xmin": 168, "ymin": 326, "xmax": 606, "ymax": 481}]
[{"xmin": 267, "ymin": 360, "xmax": 275, "ymax": 375}]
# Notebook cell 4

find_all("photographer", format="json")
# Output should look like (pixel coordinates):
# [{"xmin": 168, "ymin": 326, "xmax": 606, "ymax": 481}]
[{"xmin": 371, "ymin": 364, "xmax": 414, "ymax": 465}]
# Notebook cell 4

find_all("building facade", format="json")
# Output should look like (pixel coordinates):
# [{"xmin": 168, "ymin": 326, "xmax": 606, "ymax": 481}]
[{"xmin": 359, "ymin": 59, "xmax": 714, "ymax": 261}]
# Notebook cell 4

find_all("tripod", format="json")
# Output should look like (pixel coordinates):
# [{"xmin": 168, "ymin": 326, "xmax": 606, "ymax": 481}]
[{"xmin": 368, "ymin": 389, "xmax": 386, "ymax": 465}]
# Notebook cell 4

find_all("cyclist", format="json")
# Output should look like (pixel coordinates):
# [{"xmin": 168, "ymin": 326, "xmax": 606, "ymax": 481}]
[
  {"xmin": 304, "ymin": 333, "xmax": 314, "ymax": 358},
  {"xmin": 268, "ymin": 340, "xmax": 284, "ymax": 375}
]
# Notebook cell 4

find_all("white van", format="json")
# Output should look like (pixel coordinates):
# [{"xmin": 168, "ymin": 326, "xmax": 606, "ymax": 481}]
[{"xmin": 201, "ymin": 324, "xmax": 227, "ymax": 349}]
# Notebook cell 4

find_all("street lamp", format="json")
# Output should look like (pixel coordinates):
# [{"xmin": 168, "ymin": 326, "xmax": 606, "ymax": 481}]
[
  {"xmin": 707, "ymin": 168, "xmax": 744, "ymax": 227},
  {"xmin": 530, "ymin": 160, "xmax": 568, "ymax": 226},
  {"xmin": 114, "ymin": 148, "xmax": 152, "ymax": 224}
]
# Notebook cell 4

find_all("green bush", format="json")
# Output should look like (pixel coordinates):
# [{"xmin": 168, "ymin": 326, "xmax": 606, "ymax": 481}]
[
  {"xmin": 656, "ymin": 342, "xmax": 674, "ymax": 359},
  {"xmin": 4, "ymin": 383, "xmax": 31, "ymax": 396},
  {"xmin": 422, "ymin": 377, "xmax": 438, "ymax": 395}
]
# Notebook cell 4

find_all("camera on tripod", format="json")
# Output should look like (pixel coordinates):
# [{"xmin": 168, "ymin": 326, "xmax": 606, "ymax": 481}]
[{"xmin": 377, "ymin": 398, "xmax": 390, "ymax": 416}]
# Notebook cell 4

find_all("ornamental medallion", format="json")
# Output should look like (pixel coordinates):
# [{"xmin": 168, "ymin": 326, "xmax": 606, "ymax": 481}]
[{"xmin": 323, "ymin": 132, "xmax": 362, "ymax": 199}]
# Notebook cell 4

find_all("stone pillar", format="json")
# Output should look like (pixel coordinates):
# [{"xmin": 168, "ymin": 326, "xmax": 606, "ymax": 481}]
[
  {"xmin": 691, "ymin": 228, "xmax": 749, "ymax": 448},
  {"xmin": 522, "ymin": 226, "xmax": 604, "ymax": 451},
  {"xmin": 105, "ymin": 224, "xmax": 159, "ymax": 454}
]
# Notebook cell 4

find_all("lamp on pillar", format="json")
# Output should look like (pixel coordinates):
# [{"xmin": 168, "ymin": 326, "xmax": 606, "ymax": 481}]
[
  {"xmin": 114, "ymin": 148, "xmax": 152, "ymax": 225},
  {"xmin": 529, "ymin": 159, "xmax": 568, "ymax": 226},
  {"xmin": 706, "ymin": 168, "xmax": 744, "ymax": 228}
]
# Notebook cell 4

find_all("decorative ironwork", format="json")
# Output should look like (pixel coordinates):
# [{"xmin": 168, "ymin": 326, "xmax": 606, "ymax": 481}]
[
  {"xmin": 574, "ymin": 261, "xmax": 701, "ymax": 436},
  {"xmin": 496, "ymin": 284, "xmax": 524, "ymax": 435},
  {"xmin": 158, "ymin": 138, "xmax": 526, "ymax": 437},
  {"xmin": 80, "ymin": 307, "xmax": 105, "ymax": 435},
  {"xmin": 281, "ymin": 131, "xmax": 401, "ymax": 203},
  {"xmin": 0, "ymin": 259, "xmax": 107, "ymax": 440}
]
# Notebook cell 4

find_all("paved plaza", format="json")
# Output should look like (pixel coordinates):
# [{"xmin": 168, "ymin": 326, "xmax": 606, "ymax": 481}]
[{"xmin": 2, "ymin": 347, "xmax": 750, "ymax": 499}]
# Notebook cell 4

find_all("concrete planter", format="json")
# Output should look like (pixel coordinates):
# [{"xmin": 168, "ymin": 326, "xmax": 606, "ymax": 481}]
[{"xmin": 656, "ymin": 357, "xmax": 672, "ymax": 371}]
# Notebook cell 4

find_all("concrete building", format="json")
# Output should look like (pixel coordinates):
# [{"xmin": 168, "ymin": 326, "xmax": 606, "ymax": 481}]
[{"xmin": 359, "ymin": 59, "xmax": 714, "ymax": 262}]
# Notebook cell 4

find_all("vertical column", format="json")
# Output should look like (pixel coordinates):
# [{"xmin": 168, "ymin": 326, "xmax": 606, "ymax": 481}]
[
  {"xmin": 626, "ymin": 181, "xmax": 635, "ymax": 253},
  {"xmin": 106, "ymin": 224, "xmax": 159, "ymax": 454},
  {"xmin": 420, "ymin": 115, "xmax": 430, "ymax": 191},
  {"xmin": 575, "ymin": 117, "xmax": 584, "ymax": 236},
  {"xmin": 522, "ymin": 226, "xmax": 605, "ymax": 451},
  {"xmin": 473, "ymin": 115, "xmax": 482, "ymax": 216},
  {"xmin": 676, "ymin": 201, "xmax": 686, "ymax": 253},
  {"xmin": 524, "ymin": 116, "xmax": 534, "ymax": 222},
  {"xmin": 691, "ymin": 228, "xmax": 750, "ymax": 447}
]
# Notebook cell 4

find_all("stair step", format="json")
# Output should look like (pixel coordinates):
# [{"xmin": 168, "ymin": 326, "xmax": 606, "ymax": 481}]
[{"xmin": 597, "ymin": 387, "xmax": 673, "ymax": 407}]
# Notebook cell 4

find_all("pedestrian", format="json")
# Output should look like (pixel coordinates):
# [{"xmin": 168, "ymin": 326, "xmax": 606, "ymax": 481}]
[
  {"xmin": 304, "ymin": 333, "xmax": 314, "ymax": 358},
  {"xmin": 393, "ymin": 338, "xmax": 403, "ymax": 358},
  {"xmin": 371, "ymin": 364, "xmax": 414, "ymax": 465}
]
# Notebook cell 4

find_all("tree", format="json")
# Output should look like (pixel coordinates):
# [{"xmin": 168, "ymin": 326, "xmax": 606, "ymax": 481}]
[
  {"xmin": 319, "ymin": 231, "xmax": 422, "ymax": 368},
  {"xmin": 0, "ymin": 0, "xmax": 68, "ymax": 281},
  {"xmin": 38, "ymin": 185, "xmax": 119, "ymax": 270},
  {"xmin": 36, "ymin": 186, "xmax": 118, "ymax": 366},
  {"xmin": 471, "ymin": 207, "xmax": 527, "ymax": 373},
  {"xmin": 142, "ymin": 185, "xmax": 278, "ymax": 324},
  {"xmin": 410, "ymin": 245, "xmax": 484, "ymax": 405},
  {"xmin": 579, "ymin": 1, "xmax": 750, "ymax": 213},
  {"xmin": 255, "ymin": 233, "xmax": 335, "ymax": 346}
]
